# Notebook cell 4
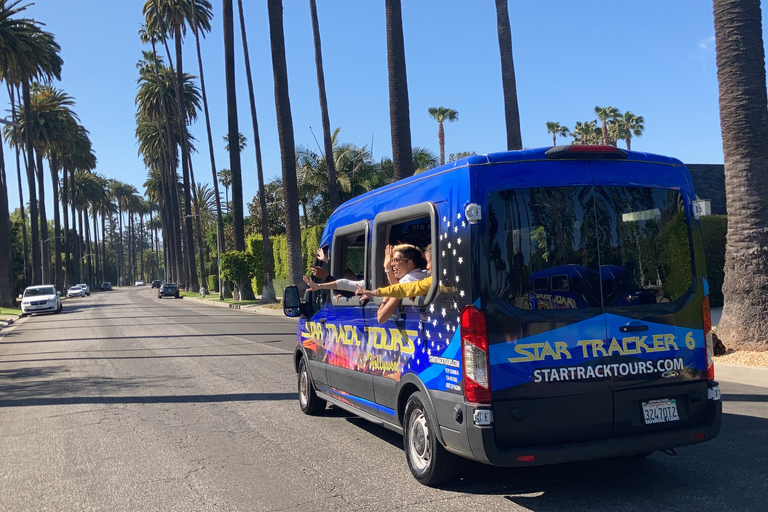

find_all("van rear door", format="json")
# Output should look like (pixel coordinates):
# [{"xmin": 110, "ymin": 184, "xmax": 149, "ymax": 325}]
[
  {"xmin": 482, "ymin": 160, "xmax": 615, "ymax": 447},
  {"xmin": 589, "ymin": 160, "xmax": 710, "ymax": 436}
]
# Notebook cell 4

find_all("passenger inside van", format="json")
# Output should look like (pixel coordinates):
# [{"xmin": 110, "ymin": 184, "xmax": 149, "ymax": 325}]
[
  {"xmin": 356, "ymin": 245, "xmax": 432, "ymax": 301},
  {"xmin": 375, "ymin": 244, "xmax": 430, "ymax": 323}
]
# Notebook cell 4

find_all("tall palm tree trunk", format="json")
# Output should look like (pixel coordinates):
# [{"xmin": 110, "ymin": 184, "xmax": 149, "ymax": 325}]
[
  {"xmin": 494, "ymin": 0, "xmax": 523, "ymax": 150},
  {"xmin": 267, "ymin": 0, "xmax": 303, "ymax": 289},
  {"xmin": 188, "ymin": 162, "xmax": 207, "ymax": 289},
  {"xmin": 713, "ymin": 0, "xmax": 768, "ymax": 349},
  {"xmin": 35, "ymin": 150, "xmax": 50, "ymax": 284},
  {"xmin": 223, "ymin": 0, "xmax": 245, "ymax": 251},
  {"xmin": 173, "ymin": 31, "xmax": 199, "ymax": 292},
  {"xmin": 8, "ymin": 84, "xmax": 30, "ymax": 285},
  {"xmin": 101, "ymin": 212, "xmax": 107, "ymax": 283},
  {"xmin": 237, "ymin": 0, "xmax": 275, "ymax": 302},
  {"xmin": 308, "ymin": 0, "xmax": 340, "ymax": 210},
  {"xmin": 92, "ymin": 211, "xmax": 100, "ymax": 285},
  {"xmin": 62, "ymin": 164, "xmax": 71, "ymax": 287},
  {"xmin": 438, "ymin": 121, "xmax": 445, "ymax": 165},
  {"xmin": 49, "ymin": 158, "xmax": 63, "ymax": 291},
  {"xmin": 192, "ymin": 5, "xmax": 230, "ymax": 298},
  {"xmin": 22, "ymin": 78, "xmax": 41, "ymax": 285},
  {"xmin": 0, "ymin": 138, "xmax": 15, "ymax": 306},
  {"xmin": 385, "ymin": 0, "xmax": 414, "ymax": 181}
]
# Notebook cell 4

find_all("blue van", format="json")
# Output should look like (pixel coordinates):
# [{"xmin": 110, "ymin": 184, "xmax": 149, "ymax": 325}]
[{"xmin": 283, "ymin": 145, "xmax": 721, "ymax": 485}]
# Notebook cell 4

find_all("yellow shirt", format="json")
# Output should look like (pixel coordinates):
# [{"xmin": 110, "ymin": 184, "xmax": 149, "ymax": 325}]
[{"xmin": 377, "ymin": 276, "xmax": 432, "ymax": 298}]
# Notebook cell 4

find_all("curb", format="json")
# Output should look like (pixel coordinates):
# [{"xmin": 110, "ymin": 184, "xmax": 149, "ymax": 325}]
[
  {"xmin": 184, "ymin": 296, "xmax": 292, "ymax": 318},
  {"xmin": 715, "ymin": 362, "xmax": 768, "ymax": 388}
]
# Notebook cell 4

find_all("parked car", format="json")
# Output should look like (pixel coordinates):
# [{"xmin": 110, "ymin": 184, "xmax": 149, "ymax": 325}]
[
  {"xmin": 77, "ymin": 283, "xmax": 91, "ymax": 296},
  {"xmin": 20, "ymin": 285, "xmax": 62, "ymax": 317},
  {"xmin": 100, "ymin": 282, "xmax": 112, "ymax": 291},
  {"xmin": 151, "ymin": 279, "xmax": 164, "ymax": 288},
  {"xmin": 158, "ymin": 283, "xmax": 179, "ymax": 299},
  {"xmin": 135, "ymin": 280, "xmax": 146, "ymax": 286},
  {"xmin": 67, "ymin": 285, "xmax": 85, "ymax": 298}
]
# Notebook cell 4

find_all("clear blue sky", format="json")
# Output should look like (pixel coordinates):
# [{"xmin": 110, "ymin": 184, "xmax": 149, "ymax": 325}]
[{"xmin": 5, "ymin": 0, "xmax": 744, "ymax": 213}]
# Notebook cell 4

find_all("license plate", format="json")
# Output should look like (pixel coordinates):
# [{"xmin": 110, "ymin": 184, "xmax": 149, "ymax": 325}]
[{"xmin": 642, "ymin": 398, "xmax": 679, "ymax": 424}]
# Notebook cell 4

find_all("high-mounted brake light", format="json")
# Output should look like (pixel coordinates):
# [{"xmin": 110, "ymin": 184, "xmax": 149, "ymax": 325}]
[
  {"xmin": 545, "ymin": 145, "xmax": 628, "ymax": 160},
  {"xmin": 703, "ymin": 295, "xmax": 715, "ymax": 380},
  {"xmin": 461, "ymin": 306, "xmax": 491, "ymax": 404}
]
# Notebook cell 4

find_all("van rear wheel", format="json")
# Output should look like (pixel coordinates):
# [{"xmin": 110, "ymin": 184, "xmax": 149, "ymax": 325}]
[
  {"xmin": 403, "ymin": 391, "xmax": 456, "ymax": 486},
  {"xmin": 298, "ymin": 359, "xmax": 326, "ymax": 415}
]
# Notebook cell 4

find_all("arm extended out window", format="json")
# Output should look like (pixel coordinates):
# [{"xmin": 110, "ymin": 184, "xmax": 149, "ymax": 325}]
[
  {"xmin": 328, "ymin": 220, "xmax": 369, "ymax": 307},
  {"xmin": 371, "ymin": 202, "xmax": 438, "ymax": 306}
]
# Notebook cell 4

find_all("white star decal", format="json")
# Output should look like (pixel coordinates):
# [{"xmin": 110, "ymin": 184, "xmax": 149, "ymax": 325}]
[
  {"xmin": 454, "ymin": 226, "xmax": 458, "ymax": 233},
  {"xmin": 446, "ymin": 323, "xmax": 451, "ymax": 332},
  {"xmin": 453, "ymin": 249, "xmax": 456, "ymax": 256},
  {"xmin": 460, "ymin": 290, "xmax": 465, "ymax": 297},
  {"xmin": 458, "ymin": 257, "xmax": 463, "ymax": 264},
  {"xmin": 448, "ymin": 242, "xmax": 452, "ymax": 249},
  {"xmin": 457, "ymin": 213, "xmax": 461, "ymax": 220},
  {"xmin": 429, "ymin": 304, "xmax": 434, "ymax": 313},
  {"xmin": 433, "ymin": 319, "xmax": 438, "ymax": 327},
  {"xmin": 457, "ymin": 238, "xmax": 462, "ymax": 245},
  {"xmin": 443, "ymin": 216, "xmax": 446, "ymax": 222},
  {"xmin": 455, "ymin": 275, "xmax": 460, "ymax": 282},
  {"xmin": 443, "ymin": 268, "xmax": 447, "ymax": 276},
  {"xmin": 442, "ymin": 250, "xmax": 445, "ymax": 257},
  {"xmin": 447, "ymin": 221, "xmax": 451, "ymax": 228},
  {"xmin": 441, "ymin": 308, "xmax": 447, "ymax": 317},
  {"xmin": 462, "ymin": 221, "xmax": 466, "ymax": 228}
]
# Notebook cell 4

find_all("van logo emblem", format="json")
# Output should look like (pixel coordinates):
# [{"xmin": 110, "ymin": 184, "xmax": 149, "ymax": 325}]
[{"xmin": 661, "ymin": 370, "xmax": 679, "ymax": 379}]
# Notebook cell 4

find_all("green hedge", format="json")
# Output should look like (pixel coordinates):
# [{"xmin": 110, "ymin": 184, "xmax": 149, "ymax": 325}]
[
  {"xmin": 246, "ymin": 226, "xmax": 325, "ymax": 295},
  {"xmin": 206, "ymin": 274, "xmax": 218, "ymax": 292},
  {"xmin": 701, "ymin": 215, "xmax": 726, "ymax": 307}
]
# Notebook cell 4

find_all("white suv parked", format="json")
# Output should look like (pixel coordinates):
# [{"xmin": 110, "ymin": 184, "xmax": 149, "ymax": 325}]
[{"xmin": 20, "ymin": 285, "xmax": 62, "ymax": 317}]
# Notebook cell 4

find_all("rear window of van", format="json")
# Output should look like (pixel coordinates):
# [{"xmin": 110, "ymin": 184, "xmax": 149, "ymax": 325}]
[{"xmin": 487, "ymin": 186, "xmax": 693, "ymax": 310}]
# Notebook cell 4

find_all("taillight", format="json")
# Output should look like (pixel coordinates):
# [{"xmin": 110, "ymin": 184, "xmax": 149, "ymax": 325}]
[
  {"xmin": 461, "ymin": 306, "xmax": 491, "ymax": 403},
  {"xmin": 703, "ymin": 295, "xmax": 714, "ymax": 380}
]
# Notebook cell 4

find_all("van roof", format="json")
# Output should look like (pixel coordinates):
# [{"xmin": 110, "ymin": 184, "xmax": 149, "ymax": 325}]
[{"xmin": 321, "ymin": 146, "xmax": 686, "ymax": 247}]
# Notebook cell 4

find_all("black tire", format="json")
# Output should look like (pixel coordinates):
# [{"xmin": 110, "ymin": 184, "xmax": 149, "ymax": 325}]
[
  {"xmin": 403, "ymin": 391, "xmax": 457, "ymax": 486},
  {"xmin": 298, "ymin": 358, "xmax": 326, "ymax": 415},
  {"xmin": 175, "ymin": 293, "xmax": 179, "ymax": 299},
  {"xmin": 20, "ymin": 313, "xmax": 27, "ymax": 318},
  {"xmin": 630, "ymin": 451, "xmax": 654, "ymax": 459},
  {"xmin": 158, "ymin": 295, "xmax": 162, "ymax": 299}
]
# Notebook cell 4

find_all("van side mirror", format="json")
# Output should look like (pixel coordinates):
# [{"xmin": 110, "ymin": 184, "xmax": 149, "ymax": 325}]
[{"xmin": 283, "ymin": 286, "xmax": 301, "ymax": 317}]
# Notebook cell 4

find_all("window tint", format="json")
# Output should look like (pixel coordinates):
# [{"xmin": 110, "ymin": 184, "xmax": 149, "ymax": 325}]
[{"xmin": 488, "ymin": 186, "xmax": 693, "ymax": 309}]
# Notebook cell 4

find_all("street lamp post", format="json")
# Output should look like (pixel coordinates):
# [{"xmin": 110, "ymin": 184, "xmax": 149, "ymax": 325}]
[
  {"xmin": 184, "ymin": 214, "xmax": 223, "ymax": 301},
  {"xmin": 41, "ymin": 236, "xmax": 67, "ymax": 285}
]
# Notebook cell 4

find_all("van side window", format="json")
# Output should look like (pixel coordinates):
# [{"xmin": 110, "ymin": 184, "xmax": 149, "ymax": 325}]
[
  {"xmin": 329, "ymin": 221, "xmax": 369, "ymax": 307},
  {"xmin": 371, "ymin": 202, "xmax": 438, "ymax": 305},
  {"xmin": 487, "ymin": 186, "xmax": 693, "ymax": 310}
]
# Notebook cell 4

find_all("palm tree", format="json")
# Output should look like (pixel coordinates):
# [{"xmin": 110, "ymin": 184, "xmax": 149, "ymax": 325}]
[
  {"xmin": 308, "ymin": 0, "xmax": 340, "ymax": 211},
  {"xmin": 0, "ymin": 0, "xmax": 62, "ymax": 285},
  {"xmin": 616, "ymin": 111, "xmax": 644, "ymax": 150},
  {"xmin": 594, "ymin": 106, "xmax": 621, "ymax": 146},
  {"xmin": 217, "ymin": 168, "xmax": 231, "ymax": 208},
  {"xmin": 235, "ymin": 0, "xmax": 276, "ymax": 302},
  {"xmin": 0, "ymin": 109, "xmax": 12, "ymax": 305},
  {"xmin": 713, "ymin": 0, "xmax": 768, "ymax": 348},
  {"xmin": 222, "ymin": 0, "xmax": 245, "ymax": 252},
  {"xmin": 385, "ymin": 0, "xmax": 413, "ymax": 181},
  {"xmin": 427, "ymin": 106, "xmax": 459, "ymax": 165},
  {"xmin": 571, "ymin": 120, "xmax": 600, "ymax": 145},
  {"xmin": 188, "ymin": 0, "xmax": 229, "ymax": 298},
  {"xmin": 494, "ymin": 0, "xmax": 522, "ymax": 150},
  {"xmin": 546, "ymin": 121, "xmax": 570, "ymax": 146},
  {"xmin": 5, "ymin": 83, "xmax": 29, "ymax": 286},
  {"xmin": 267, "ymin": 0, "xmax": 303, "ymax": 290}
]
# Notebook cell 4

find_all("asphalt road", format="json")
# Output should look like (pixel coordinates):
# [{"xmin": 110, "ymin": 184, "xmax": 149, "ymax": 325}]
[{"xmin": 0, "ymin": 287, "xmax": 766, "ymax": 512}]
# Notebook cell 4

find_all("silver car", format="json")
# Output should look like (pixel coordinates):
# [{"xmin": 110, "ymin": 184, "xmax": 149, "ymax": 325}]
[{"xmin": 67, "ymin": 285, "xmax": 85, "ymax": 298}]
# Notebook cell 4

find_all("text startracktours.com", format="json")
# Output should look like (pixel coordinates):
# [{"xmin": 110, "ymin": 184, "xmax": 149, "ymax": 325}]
[{"xmin": 532, "ymin": 358, "xmax": 685, "ymax": 383}]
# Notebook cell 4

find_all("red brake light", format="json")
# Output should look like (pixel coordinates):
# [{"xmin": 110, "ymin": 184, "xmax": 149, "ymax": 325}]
[
  {"xmin": 545, "ymin": 145, "xmax": 628, "ymax": 160},
  {"xmin": 461, "ymin": 306, "xmax": 491, "ymax": 403}
]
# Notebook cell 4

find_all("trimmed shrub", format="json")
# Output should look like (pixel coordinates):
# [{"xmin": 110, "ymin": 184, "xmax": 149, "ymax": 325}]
[
  {"xmin": 701, "ymin": 215, "xmax": 727, "ymax": 307},
  {"xmin": 206, "ymin": 274, "xmax": 218, "ymax": 292}
]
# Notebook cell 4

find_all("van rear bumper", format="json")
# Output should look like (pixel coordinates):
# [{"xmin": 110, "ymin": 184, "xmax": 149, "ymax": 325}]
[{"xmin": 461, "ymin": 389, "xmax": 722, "ymax": 467}]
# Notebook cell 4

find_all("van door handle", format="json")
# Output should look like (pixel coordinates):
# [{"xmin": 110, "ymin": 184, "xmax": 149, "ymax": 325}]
[{"xmin": 619, "ymin": 324, "xmax": 649, "ymax": 333}]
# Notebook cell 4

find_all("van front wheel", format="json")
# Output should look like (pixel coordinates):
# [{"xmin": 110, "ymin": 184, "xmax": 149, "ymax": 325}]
[
  {"xmin": 298, "ymin": 359, "xmax": 326, "ymax": 415},
  {"xmin": 403, "ymin": 392, "xmax": 456, "ymax": 486}
]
